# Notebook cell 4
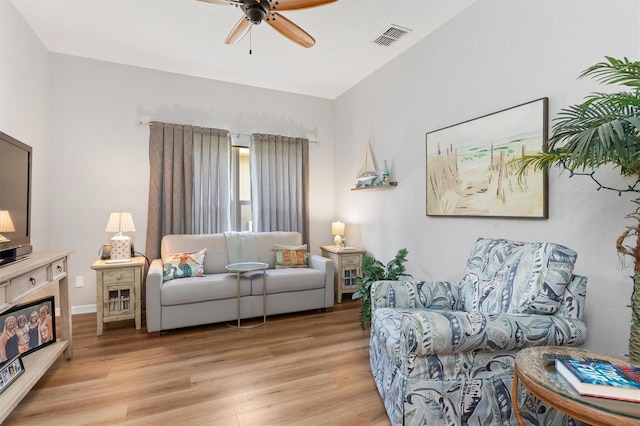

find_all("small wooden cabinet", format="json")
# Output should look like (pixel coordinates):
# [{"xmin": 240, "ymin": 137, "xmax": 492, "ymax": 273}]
[
  {"xmin": 320, "ymin": 245, "xmax": 366, "ymax": 303},
  {"xmin": 91, "ymin": 257, "xmax": 145, "ymax": 336}
]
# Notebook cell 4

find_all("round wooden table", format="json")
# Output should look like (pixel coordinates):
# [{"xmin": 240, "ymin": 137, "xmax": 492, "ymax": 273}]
[{"xmin": 513, "ymin": 346, "xmax": 640, "ymax": 426}]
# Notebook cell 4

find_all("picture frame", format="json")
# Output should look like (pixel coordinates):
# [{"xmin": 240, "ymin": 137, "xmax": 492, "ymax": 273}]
[
  {"xmin": 426, "ymin": 98, "xmax": 548, "ymax": 218},
  {"xmin": 0, "ymin": 296, "xmax": 56, "ymax": 366},
  {"xmin": 0, "ymin": 355, "xmax": 24, "ymax": 395}
]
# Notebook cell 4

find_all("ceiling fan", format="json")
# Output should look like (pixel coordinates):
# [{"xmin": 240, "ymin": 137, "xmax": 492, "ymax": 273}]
[{"xmin": 198, "ymin": 0, "xmax": 337, "ymax": 48}]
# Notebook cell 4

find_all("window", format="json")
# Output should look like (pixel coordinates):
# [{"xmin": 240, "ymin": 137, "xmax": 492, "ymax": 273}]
[{"xmin": 231, "ymin": 146, "xmax": 252, "ymax": 231}]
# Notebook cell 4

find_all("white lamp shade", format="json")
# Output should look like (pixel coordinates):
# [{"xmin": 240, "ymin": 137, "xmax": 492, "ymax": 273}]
[
  {"xmin": 331, "ymin": 221, "xmax": 345, "ymax": 236},
  {"xmin": 105, "ymin": 212, "xmax": 136, "ymax": 233},
  {"xmin": 0, "ymin": 210, "xmax": 15, "ymax": 233}
]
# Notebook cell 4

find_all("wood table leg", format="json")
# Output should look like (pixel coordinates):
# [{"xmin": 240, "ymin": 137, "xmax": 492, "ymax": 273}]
[{"xmin": 513, "ymin": 368, "xmax": 525, "ymax": 426}]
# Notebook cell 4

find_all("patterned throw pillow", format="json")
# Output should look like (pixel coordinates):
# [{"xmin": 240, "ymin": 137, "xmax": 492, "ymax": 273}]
[
  {"xmin": 273, "ymin": 244, "xmax": 308, "ymax": 269},
  {"xmin": 163, "ymin": 248, "xmax": 206, "ymax": 281}
]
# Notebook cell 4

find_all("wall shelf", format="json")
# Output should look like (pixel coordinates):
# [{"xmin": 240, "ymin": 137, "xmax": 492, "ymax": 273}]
[{"xmin": 351, "ymin": 182, "xmax": 398, "ymax": 191}]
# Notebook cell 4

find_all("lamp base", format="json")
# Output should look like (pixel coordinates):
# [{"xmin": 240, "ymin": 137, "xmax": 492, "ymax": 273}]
[
  {"xmin": 334, "ymin": 234, "xmax": 342, "ymax": 246},
  {"xmin": 110, "ymin": 235, "xmax": 132, "ymax": 260}
]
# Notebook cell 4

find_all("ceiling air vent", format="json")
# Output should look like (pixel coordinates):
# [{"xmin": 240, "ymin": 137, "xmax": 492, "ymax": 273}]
[{"xmin": 372, "ymin": 24, "xmax": 412, "ymax": 47}]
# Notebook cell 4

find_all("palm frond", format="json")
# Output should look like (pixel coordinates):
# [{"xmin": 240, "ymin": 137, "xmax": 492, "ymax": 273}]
[
  {"xmin": 580, "ymin": 56, "xmax": 640, "ymax": 89},
  {"xmin": 512, "ymin": 152, "xmax": 572, "ymax": 180},
  {"xmin": 547, "ymin": 91, "xmax": 640, "ymax": 174}
]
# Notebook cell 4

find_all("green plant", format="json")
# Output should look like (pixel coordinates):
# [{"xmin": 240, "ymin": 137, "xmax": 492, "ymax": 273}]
[
  {"xmin": 352, "ymin": 248, "xmax": 411, "ymax": 328},
  {"xmin": 514, "ymin": 56, "xmax": 640, "ymax": 361}
]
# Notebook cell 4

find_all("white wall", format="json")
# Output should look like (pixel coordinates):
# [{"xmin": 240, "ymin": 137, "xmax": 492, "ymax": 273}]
[
  {"xmin": 0, "ymin": 0, "xmax": 51, "ymax": 250},
  {"xmin": 334, "ymin": 0, "xmax": 640, "ymax": 358},
  {"xmin": 47, "ymin": 55, "xmax": 335, "ymax": 308}
]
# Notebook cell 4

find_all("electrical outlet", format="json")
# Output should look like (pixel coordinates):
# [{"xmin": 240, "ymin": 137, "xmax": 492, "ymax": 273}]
[{"xmin": 75, "ymin": 276, "xmax": 84, "ymax": 288}]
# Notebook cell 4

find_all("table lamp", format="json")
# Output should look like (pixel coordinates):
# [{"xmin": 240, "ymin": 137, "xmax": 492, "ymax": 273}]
[
  {"xmin": 105, "ymin": 212, "xmax": 136, "ymax": 262},
  {"xmin": 331, "ymin": 221, "xmax": 345, "ymax": 247},
  {"xmin": 0, "ymin": 210, "xmax": 15, "ymax": 243}
]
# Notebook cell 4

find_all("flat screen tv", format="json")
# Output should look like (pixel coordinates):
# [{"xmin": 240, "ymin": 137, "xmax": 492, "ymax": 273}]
[{"xmin": 0, "ymin": 131, "xmax": 32, "ymax": 266}]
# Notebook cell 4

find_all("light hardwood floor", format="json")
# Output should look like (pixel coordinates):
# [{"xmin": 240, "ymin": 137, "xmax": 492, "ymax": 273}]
[{"xmin": 4, "ymin": 300, "xmax": 390, "ymax": 426}]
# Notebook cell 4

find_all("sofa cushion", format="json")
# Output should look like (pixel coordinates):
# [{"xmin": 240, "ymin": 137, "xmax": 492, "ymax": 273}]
[
  {"xmin": 251, "ymin": 268, "xmax": 326, "ymax": 295},
  {"xmin": 461, "ymin": 238, "xmax": 576, "ymax": 314},
  {"xmin": 273, "ymin": 244, "xmax": 308, "ymax": 268},
  {"xmin": 252, "ymin": 232, "xmax": 304, "ymax": 267},
  {"xmin": 162, "ymin": 234, "xmax": 230, "ymax": 274},
  {"xmin": 161, "ymin": 232, "xmax": 305, "ymax": 273},
  {"xmin": 162, "ymin": 249, "xmax": 206, "ymax": 281},
  {"xmin": 161, "ymin": 273, "xmax": 250, "ymax": 306}
]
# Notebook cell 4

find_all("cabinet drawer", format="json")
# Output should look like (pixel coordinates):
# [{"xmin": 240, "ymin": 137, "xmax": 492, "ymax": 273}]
[
  {"xmin": 51, "ymin": 259, "xmax": 67, "ymax": 281},
  {"xmin": 341, "ymin": 255, "xmax": 362, "ymax": 267},
  {"xmin": 102, "ymin": 269, "xmax": 135, "ymax": 285},
  {"xmin": 10, "ymin": 266, "xmax": 48, "ymax": 301}
]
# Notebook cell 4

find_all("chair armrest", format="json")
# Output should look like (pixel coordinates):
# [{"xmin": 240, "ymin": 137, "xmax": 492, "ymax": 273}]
[
  {"xmin": 145, "ymin": 258, "xmax": 164, "ymax": 333},
  {"xmin": 372, "ymin": 280, "xmax": 462, "ymax": 311},
  {"xmin": 308, "ymin": 254, "xmax": 334, "ymax": 307},
  {"xmin": 398, "ymin": 310, "xmax": 587, "ymax": 356}
]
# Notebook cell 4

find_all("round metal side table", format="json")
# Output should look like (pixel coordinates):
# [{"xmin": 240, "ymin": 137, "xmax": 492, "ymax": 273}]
[{"xmin": 225, "ymin": 261, "xmax": 269, "ymax": 329}]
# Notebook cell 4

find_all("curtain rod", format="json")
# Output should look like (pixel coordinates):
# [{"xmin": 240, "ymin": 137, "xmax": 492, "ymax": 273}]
[{"xmin": 136, "ymin": 120, "xmax": 318, "ymax": 144}]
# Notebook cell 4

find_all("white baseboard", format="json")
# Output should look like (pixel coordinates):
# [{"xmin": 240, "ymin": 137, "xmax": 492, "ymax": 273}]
[{"xmin": 72, "ymin": 304, "xmax": 97, "ymax": 315}]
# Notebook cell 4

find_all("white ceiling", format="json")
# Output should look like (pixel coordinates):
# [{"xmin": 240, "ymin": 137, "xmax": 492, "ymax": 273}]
[{"xmin": 10, "ymin": 0, "xmax": 476, "ymax": 99}]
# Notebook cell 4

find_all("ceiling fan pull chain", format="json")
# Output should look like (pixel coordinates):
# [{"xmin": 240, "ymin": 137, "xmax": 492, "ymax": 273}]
[{"xmin": 249, "ymin": 27, "xmax": 252, "ymax": 55}]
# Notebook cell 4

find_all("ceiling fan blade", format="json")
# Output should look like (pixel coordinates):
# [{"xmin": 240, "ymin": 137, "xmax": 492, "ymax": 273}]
[
  {"xmin": 197, "ymin": 0, "xmax": 240, "ymax": 5},
  {"xmin": 226, "ymin": 17, "xmax": 252, "ymax": 44},
  {"xmin": 270, "ymin": 0, "xmax": 337, "ymax": 11},
  {"xmin": 266, "ymin": 12, "xmax": 315, "ymax": 48}
]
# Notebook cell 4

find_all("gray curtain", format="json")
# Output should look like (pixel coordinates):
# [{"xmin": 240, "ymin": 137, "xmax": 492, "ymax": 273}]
[
  {"xmin": 250, "ymin": 133, "xmax": 309, "ymax": 244},
  {"xmin": 145, "ymin": 122, "xmax": 230, "ymax": 260}
]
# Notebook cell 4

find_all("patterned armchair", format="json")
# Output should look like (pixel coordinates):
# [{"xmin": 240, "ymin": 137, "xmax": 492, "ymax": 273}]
[{"xmin": 369, "ymin": 238, "xmax": 588, "ymax": 426}]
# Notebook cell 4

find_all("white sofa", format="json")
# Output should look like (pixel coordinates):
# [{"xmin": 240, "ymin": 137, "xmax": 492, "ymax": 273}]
[{"xmin": 146, "ymin": 232, "xmax": 334, "ymax": 334}]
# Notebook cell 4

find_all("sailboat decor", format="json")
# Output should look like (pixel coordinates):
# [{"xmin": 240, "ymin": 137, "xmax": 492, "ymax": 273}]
[
  {"xmin": 352, "ymin": 144, "xmax": 398, "ymax": 190},
  {"xmin": 355, "ymin": 143, "xmax": 379, "ymax": 187}
]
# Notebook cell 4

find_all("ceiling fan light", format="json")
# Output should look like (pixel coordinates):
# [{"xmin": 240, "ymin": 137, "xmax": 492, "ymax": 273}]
[{"xmin": 245, "ymin": 4, "xmax": 268, "ymax": 24}]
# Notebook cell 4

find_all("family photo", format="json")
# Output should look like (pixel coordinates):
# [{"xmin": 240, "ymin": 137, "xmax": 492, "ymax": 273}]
[
  {"xmin": 0, "ymin": 296, "xmax": 55, "ymax": 366},
  {"xmin": 0, "ymin": 356, "xmax": 24, "ymax": 394}
]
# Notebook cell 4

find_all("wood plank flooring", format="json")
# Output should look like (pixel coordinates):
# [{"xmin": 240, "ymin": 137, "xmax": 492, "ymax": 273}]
[{"xmin": 4, "ymin": 300, "xmax": 390, "ymax": 426}]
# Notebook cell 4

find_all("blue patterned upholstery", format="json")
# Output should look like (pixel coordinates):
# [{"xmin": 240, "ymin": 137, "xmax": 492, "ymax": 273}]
[{"xmin": 370, "ymin": 238, "xmax": 587, "ymax": 425}]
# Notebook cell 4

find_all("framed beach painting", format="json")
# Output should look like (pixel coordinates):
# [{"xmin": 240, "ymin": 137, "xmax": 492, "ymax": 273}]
[{"xmin": 426, "ymin": 98, "xmax": 548, "ymax": 218}]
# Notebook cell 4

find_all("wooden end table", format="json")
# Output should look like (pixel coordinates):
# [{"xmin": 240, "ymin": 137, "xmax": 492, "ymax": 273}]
[
  {"xmin": 320, "ymin": 245, "xmax": 366, "ymax": 303},
  {"xmin": 513, "ymin": 346, "xmax": 640, "ymax": 426},
  {"xmin": 91, "ymin": 256, "xmax": 145, "ymax": 336}
]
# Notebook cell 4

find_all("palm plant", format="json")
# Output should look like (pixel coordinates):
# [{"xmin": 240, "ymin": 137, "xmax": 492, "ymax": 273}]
[
  {"xmin": 514, "ymin": 56, "xmax": 640, "ymax": 361},
  {"xmin": 352, "ymin": 248, "xmax": 410, "ymax": 328}
]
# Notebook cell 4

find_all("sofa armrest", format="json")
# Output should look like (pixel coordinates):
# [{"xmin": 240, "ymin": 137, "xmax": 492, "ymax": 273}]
[
  {"xmin": 395, "ymin": 309, "xmax": 587, "ymax": 356},
  {"xmin": 372, "ymin": 280, "xmax": 462, "ymax": 311},
  {"xmin": 308, "ymin": 254, "xmax": 334, "ymax": 307},
  {"xmin": 145, "ymin": 258, "xmax": 164, "ymax": 334}
]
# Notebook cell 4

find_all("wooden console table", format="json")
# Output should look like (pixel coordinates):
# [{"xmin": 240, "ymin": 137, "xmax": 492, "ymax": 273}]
[
  {"xmin": 513, "ymin": 346, "xmax": 640, "ymax": 426},
  {"xmin": 0, "ymin": 251, "xmax": 73, "ymax": 423}
]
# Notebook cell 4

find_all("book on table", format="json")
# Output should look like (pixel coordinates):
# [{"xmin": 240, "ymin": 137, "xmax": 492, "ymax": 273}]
[{"xmin": 555, "ymin": 358, "xmax": 640, "ymax": 402}]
